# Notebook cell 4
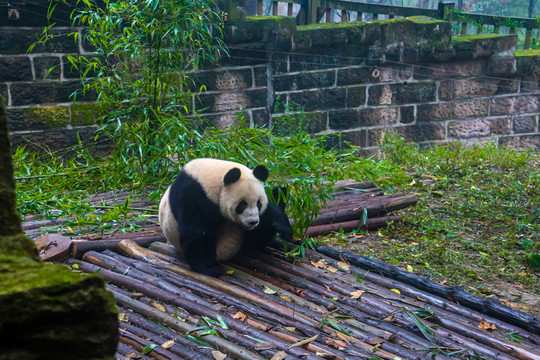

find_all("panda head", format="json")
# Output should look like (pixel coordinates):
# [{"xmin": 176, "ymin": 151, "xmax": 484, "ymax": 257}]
[{"xmin": 220, "ymin": 164, "xmax": 269, "ymax": 230}]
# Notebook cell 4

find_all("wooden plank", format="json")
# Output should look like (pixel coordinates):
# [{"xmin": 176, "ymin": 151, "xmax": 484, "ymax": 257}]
[
  {"xmin": 342, "ymin": 9, "xmax": 347, "ymax": 22},
  {"xmin": 257, "ymin": 0, "xmax": 263, "ymax": 15},
  {"xmin": 325, "ymin": 7, "xmax": 331, "ymax": 22},
  {"xmin": 273, "ymin": 0, "xmax": 278, "ymax": 16},
  {"xmin": 288, "ymin": 2, "xmax": 293, "ymax": 16}
]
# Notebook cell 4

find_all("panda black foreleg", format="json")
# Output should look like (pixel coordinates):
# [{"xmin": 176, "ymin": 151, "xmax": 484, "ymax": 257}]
[{"xmin": 177, "ymin": 219, "xmax": 226, "ymax": 277}]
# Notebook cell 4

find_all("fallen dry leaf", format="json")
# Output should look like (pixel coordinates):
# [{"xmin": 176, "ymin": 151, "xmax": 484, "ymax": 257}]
[
  {"xmin": 311, "ymin": 261, "xmax": 326, "ymax": 269},
  {"xmin": 125, "ymin": 353, "xmax": 141, "ymax": 359},
  {"xmin": 478, "ymin": 318, "xmax": 497, "ymax": 331},
  {"xmin": 337, "ymin": 261, "xmax": 350, "ymax": 272},
  {"xmin": 232, "ymin": 312, "xmax": 247, "ymax": 321},
  {"xmin": 327, "ymin": 266, "xmax": 338, "ymax": 273},
  {"xmin": 118, "ymin": 312, "xmax": 129, "ymax": 322},
  {"xmin": 350, "ymin": 290, "xmax": 365, "ymax": 299},
  {"xmin": 325, "ymin": 338, "xmax": 347, "ymax": 350},
  {"xmin": 324, "ymin": 284, "xmax": 332, "ymax": 292},
  {"xmin": 270, "ymin": 351, "xmax": 287, "ymax": 360},
  {"xmin": 212, "ymin": 350, "xmax": 227, "ymax": 360},
  {"xmin": 283, "ymin": 327, "xmax": 296, "ymax": 333},
  {"xmin": 130, "ymin": 292, "xmax": 144, "ymax": 298},
  {"xmin": 161, "ymin": 340, "xmax": 174, "ymax": 349},
  {"xmin": 151, "ymin": 302, "xmax": 167, "ymax": 312}
]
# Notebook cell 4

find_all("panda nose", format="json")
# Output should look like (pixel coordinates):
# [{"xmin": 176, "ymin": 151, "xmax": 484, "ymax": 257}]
[{"xmin": 249, "ymin": 220, "xmax": 259, "ymax": 227}]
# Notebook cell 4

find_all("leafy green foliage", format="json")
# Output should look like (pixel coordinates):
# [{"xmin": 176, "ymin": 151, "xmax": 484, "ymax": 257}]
[{"xmin": 38, "ymin": 0, "xmax": 226, "ymax": 181}]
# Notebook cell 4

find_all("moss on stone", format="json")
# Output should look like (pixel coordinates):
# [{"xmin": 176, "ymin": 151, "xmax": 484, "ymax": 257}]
[
  {"xmin": 246, "ymin": 15, "xmax": 294, "ymax": 23},
  {"xmin": 515, "ymin": 48, "xmax": 540, "ymax": 57},
  {"xmin": 71, "ymin": 103, "xmax": 97, "ymax": 126},
  {"xmin": 372, "ymin": 15, "xmax": 446, "ymax": 25},
  {"xmin": 26, "ymin": 106, "xmax": 70, "ymax": 128},
  {"xmin": 452, "ymin": 33, "xmax": 512, "ymax": 44},
  {"xmin": 0, "ymin": 233, "xmax": 39, "ymax": 260},
  {"xmin": 0, "ymin": 257, "xmax": 118, "ymax": 359}
]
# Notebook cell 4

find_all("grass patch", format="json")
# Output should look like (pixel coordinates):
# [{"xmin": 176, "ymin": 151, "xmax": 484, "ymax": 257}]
[{"xmin": 323, "ymin": 135, "xmax": 539, "ymax": 313}]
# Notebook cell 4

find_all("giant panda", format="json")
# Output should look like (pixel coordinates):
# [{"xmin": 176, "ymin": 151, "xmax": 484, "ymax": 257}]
[{"xmin": 159, "ymin": 158, "xmax": 293, "ymax": 277}]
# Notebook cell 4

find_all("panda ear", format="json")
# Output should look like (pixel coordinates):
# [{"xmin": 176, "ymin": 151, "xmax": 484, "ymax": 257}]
[
  {"xmin": 253, "ymin": 165, "xmax": 269, "ymax": 182},
  {"xmin": 224, "ymin": 168, "xmax": 241, "ymax": 186}
]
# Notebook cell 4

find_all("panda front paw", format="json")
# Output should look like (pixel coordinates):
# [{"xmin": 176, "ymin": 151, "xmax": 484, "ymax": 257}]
[{"xmin": 192, "ymin": 263, "xmax": 226, "ymax": 278}]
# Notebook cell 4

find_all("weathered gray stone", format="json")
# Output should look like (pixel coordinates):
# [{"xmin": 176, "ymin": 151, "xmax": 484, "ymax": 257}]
[
  {"xmin": 329, "ymin": 107, "xmax": 399, "ymax": 130},
  {"xmin": 0, "ymin": 56, "xmax": 32, "ymax": 82},
  {"xmin": 439, "ymin": 78, "xmax": 519, "ymax": 100},
  {"xmin": 342, "ymin": 129, "xmax": 367, "ymax": 147},
  {"xmin": 289, "ymin": 53, "xmax": 349, "ymax": 72},
  {"xmin": 33, "ymin": 56, "xmax": 61, "ymax": 80},
  {"xmin": 512, "ymin": 115, "xmax": 537, "ymax": 134},
  {"xmin": 490, "ymin": 95, "xmax": 540, "ymax": 116},
  {"xmin": 414, "ymin": 60, "xmax": 487, "ymax": 79},
  {"xmin": 195, "ymin": 88, "xmax": 267, "ymax": 112},
  {"xmin": 400, "ymin": 106, "xmax": 415, "ymax": 124},
  {"xmin": 398, "ymin": 123, "xmax": 446, "ymax": 142},
  {"xmin": 447, "ymin": 118, "xmax": 510, "ymax": 138},
  {"xmin": 10, "ymin": 127, "xmax": 98, "ymax": 153},
  {"xmin": 499, "ymin": 134, "xmax": 540, "ymax": 150},
  {"xmin": 274, "ymin": 70, "xmax": 336, "ymax": 92},
  {"xmin": 7, "ymin": 106, "xmax": 70, "ymax": 131},
  {"xmin": 191, "ymin": 68, "xmax": 253, "ymax": 92},
  {"xmin": 10, "ymin": 81, "xmax": 95, "ymax": 106},
  {"xmin": 288, "ymin": 88, "xmax": 346, "ymax": 112},
  {"xmin": 23, "ymin": 29, "xmax": 79, "ymax": 55},
  {"xmin": 346, "ymin": 86, "xmax": 366, "ymax": 108},
  {"xmin": 487, "ymin": 54, "xmax": 516, "ymax": 76},
  {"xmin": 254, "ymin": 65, "xmax": 268, "ymax": 87},
  {"xmin": 337, "ymin": 67, "xmax": 382, "ymax": 86},
  {"xmin": 417, "ymin": 99, "xmax": 489, "ymax": 122},
  {"xmin": 367, "ymin": 127, "xmax": 395, "ymax": 147},
  {"xmin": 252, "ymin": 108, "xmax": 270, "ymax": 127},
  {"xmin": 368, "ymin": 82, "xmax": 436, "ymax": 105}
]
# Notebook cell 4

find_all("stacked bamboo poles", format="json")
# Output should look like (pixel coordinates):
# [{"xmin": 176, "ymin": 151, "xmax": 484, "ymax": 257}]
[{"xmin": 72, "ymin": 239, "xmax": 540, "ymax": 360}]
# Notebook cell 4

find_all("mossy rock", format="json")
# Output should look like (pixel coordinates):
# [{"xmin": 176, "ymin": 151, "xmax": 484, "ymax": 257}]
[
  {"xmin": 25, "ymin": 106, "xmax": 70, "ymax": 129},
  {"xmin": 71, "ymin": 103, "xmax": 97, "ymax": 126},
  {"xmin": 0, "ymin": 258, "xmax": 118, "ymax": 359}
]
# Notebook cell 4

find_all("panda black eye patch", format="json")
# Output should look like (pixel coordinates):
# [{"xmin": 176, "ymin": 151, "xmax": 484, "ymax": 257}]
[
  {"xmin": 236, "ymin": 201, "xmax": 248, "ymax": 214},
  {"xmin": 257, "ymin": 200, "xmax": 262, "ymax": 210}
]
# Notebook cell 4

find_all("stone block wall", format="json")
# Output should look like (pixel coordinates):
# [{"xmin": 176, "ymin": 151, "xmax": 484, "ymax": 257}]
[
  {"xmin": 2, "ymin": 15, "xmax": 539, "ymax": 153},
  {"xmin": 0, "ymin": 25, "xmax": 100, "ymax": 152}
]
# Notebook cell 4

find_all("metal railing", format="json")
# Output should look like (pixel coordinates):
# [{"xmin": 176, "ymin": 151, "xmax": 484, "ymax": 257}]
[{"xmin": 250, "ymin": 0, "xmax": 539, "ymax": 49}]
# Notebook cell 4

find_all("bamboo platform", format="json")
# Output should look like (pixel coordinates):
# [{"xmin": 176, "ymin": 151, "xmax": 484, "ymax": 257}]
[{"xmin": 24, "ymin": 182, "xmax": 540, "ymax": 360}]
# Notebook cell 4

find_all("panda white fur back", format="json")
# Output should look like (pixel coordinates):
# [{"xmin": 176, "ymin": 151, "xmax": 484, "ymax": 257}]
[{"xmin": 158, "ymin": 158, "xmax": 271, "ymax": 277}]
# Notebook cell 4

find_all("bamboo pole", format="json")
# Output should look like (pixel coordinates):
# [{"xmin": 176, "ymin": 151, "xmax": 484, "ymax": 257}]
[
  {"xmin": 118, "ymin": 240, "xmax": 406, "ymax": 360},
  {"xmin": 313, "ymin": 245, "xmax": 540, "ymax": 335},
  {"xmin": 73, "ymin": 258, "xmax": 324, "ymax": 359}
]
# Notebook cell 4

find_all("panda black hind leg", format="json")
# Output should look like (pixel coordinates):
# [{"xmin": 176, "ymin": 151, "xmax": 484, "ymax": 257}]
[{"xmin": 168, "ymin": 171, "xmax": 226, "ymax": 277}]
